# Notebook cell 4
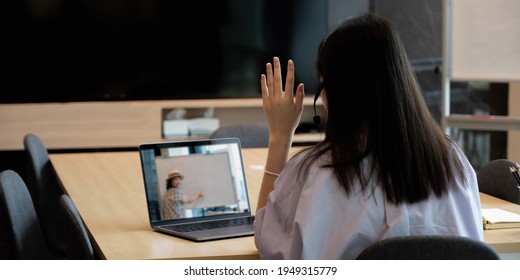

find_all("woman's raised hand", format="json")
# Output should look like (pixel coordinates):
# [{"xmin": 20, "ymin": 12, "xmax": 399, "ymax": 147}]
[{"xmin": 260, "ymin": 57, "xmax": 305, "ymax": 144}]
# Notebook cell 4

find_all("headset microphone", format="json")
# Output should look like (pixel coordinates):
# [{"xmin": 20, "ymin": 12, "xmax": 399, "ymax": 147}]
[
  {"xmin": 313, "ymin": 86, "xmax": 322, "ymax": 127},
  {"xmin": 313, "ymin": 112, "xmax": 321, "ymax": 126}
]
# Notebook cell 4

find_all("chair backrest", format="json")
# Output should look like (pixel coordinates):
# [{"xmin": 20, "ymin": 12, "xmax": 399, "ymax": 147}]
[
  {"xmin": 209, "ymin": 124, "xmax": 269, "ymax": 148},
  {"xmin": 0, "ymin": 170, "xmax": 48, "ymax": 259},
  {"xmin": 477, "ymin": 159, "xmax": 520, "ymax": 205},
  {"xmin": 59, "ymin": 194, "xmax": 96, "ymax": 260},
  {"xmin": 23, "ymin": 133, "xmax": 67, "ymax": 257},
  {"xmin": 356, "ymin": 235, "xmax": 500, "ymax": 260}
]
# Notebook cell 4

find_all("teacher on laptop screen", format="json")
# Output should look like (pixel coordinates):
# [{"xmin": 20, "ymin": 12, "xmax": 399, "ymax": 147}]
[{"xmin": 161, "ymin": 169, "xmax": 204, "ymax": 220}]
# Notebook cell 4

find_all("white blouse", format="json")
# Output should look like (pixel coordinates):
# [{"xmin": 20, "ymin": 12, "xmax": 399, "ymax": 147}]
[{"xmin": 254, "ymin": 144, "xmax": 484, "ymax": 259}]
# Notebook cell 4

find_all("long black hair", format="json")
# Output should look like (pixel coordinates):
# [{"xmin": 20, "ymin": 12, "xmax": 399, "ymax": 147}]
[{"xmin": 297, "ymin": 13, "xmax": 465, "ymax": 204}]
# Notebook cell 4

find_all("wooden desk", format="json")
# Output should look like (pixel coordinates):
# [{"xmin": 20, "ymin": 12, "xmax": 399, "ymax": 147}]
[
  {"xmin": 48, "ymin": 148, "xmax": 292, "ymax": 260},
  {"xmin": 480, "ymin": 193, "xmax": 520, "ymax": 254},
  {"xmin": 49, "ymin": 148, "xmax": 520, "ymax": 259}
]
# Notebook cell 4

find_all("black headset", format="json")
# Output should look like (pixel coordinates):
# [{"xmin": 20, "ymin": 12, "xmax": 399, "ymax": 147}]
[{"xmin": 313, "ymin": 83, "xmax": 324, "ymax": 126}]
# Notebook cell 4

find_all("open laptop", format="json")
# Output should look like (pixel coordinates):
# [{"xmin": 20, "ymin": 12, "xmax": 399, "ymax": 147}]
[{"xmin": 138, "ymin": 137, "xmax": 255, "ymax": 242}]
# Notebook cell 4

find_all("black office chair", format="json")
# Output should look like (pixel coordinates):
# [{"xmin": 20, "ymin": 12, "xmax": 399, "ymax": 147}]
[
  {"xmin": 0, "ymin": 170, "xmax": 48, "ymax": 259},
  {"xmin": 356, "ymin": 235, "xmax": 500, "ymax": 260},
  {"xmin": 23, "ymin": 133, "xmax": 67, "ymax": 258},
  {"xmin": 477, "ymin": 159, "xmax": 520, "ymax": 205},
  {"xmin": 209, "ymin": 124, "xmax": 269, "ymax": 148},
  {"xmin": 59, "ymin": 194, "xmax": 97, "ymax": 260}
]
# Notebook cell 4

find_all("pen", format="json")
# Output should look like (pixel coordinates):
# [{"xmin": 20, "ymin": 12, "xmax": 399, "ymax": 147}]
[{"xmin": 510, "ymin": 166, "xmax": 520, "ymax": 188}]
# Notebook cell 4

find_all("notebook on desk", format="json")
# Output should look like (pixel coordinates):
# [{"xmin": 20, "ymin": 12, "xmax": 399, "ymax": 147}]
[{"xmin": 138, "ymin": 137, "xmax": 255, "ymax": 242}]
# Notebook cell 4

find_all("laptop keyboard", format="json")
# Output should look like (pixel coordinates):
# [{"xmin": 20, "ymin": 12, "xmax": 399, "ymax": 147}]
[{"xmin": 163, "ymin": 216, "xmax": 255, "ymax": 233}]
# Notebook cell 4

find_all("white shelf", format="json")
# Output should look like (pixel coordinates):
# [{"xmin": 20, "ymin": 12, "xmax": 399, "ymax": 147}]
[
  {"xmin": 441, "ymin": 0, "xmax": 520, "ymax": 162},
  {"xmin": 444, "ymin": 114, "xmax": 520, "ymax": 131}
]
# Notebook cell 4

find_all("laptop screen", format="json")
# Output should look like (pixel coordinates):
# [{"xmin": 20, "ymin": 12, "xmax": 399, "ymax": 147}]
[{"xmin": 139, "ymin": 138, "xmax": 252, "ymax": 224}]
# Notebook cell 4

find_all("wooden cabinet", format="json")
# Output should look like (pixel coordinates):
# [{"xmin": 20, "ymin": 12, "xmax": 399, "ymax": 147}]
[{"xmin": 0, "ymin": 97, "xmax": 324, "ymax": 151}]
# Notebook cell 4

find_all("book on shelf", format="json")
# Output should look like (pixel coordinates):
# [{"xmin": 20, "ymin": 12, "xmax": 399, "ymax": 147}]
[{"xmin": 482, "ymin": 208, "xmax": 520, "ymax": 230}]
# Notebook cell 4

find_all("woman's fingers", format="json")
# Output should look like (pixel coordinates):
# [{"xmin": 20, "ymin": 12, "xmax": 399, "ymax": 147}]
[
  {"xmin": 260, "ymin": 57, "xmax": 305, "ymax": 138},
  {"xmin": 284, "ymin": 59, "xmax": 294, "ymax": 96},
  {"xmin": 264, "ymin": 57, "xmax": 296, "ymax": 98},
  {"xmin": 272, "ymin": 57, "xmax": 283, "ymax": 95},
  {"xmin": 261, "ymin": 74, "xmax": 270, "ymax": 112},
  {"xmin": 265, "ymin": 62, "xmax": 273, "ymax": 96},
  {"xmin": 295, "ymin": 83, "xmax": 305, "ymax": 113}
]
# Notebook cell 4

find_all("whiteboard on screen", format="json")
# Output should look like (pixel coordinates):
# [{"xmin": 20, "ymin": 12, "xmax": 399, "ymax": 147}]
[
  {"xmin": 450, "ymin": 0, "xmax": 520, "ymax": 81},
  {"xmin": 155, "ymin": 152, "xmax": 237, "ymax": 209}
]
